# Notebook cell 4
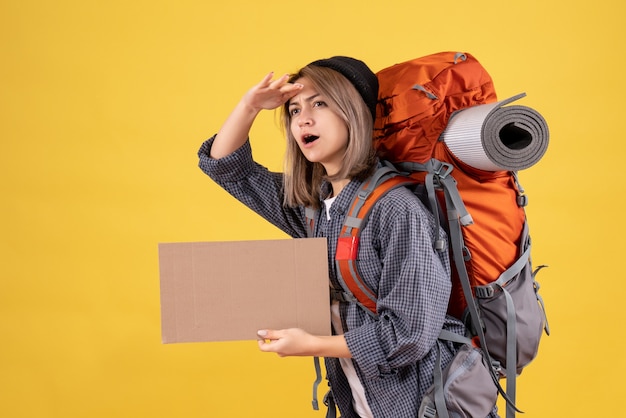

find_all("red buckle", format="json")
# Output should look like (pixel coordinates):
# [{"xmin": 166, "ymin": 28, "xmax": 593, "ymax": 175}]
[{"xmin": 336, "ymin": 236, "xmax": 359, "ymax": 260}]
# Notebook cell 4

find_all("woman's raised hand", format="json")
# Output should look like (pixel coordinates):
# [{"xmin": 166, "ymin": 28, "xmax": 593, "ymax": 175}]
[
  {"xmin": 243, "ymin": 72, "xmax": 304, "ymax": 112},
  {"xmin": 211, "ymin": 73, "xmax": 303, "ymax": 159}
]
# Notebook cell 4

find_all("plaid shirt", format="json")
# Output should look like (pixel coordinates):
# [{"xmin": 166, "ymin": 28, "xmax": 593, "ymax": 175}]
[{"xmin": 198, "ymin": 137, "xmax": 495, "ymax": 418}]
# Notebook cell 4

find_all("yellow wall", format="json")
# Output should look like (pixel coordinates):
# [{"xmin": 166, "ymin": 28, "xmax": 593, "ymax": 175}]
[{"xmin": 1, "ymin": 0, "xmax": 623, "ymax": 416}]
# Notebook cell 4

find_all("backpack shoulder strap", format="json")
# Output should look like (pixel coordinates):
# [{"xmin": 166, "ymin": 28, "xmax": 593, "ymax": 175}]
[
  {"xmin": 303, "ymin": 165, "xmax": 398, "ymax": 238},
  {"xmin": 334, "ymin": 167, "xmax": 418, "ymax": 315},
  {"xmin": 308, "ymin": 167, "xmax": 413, "ymax": 413},
  {"xmin": 304, "ymin": 206, "xmax": 317, "ymax": 238}
]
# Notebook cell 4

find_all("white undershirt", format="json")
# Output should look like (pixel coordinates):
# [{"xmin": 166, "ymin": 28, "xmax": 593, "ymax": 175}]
[{"xmin": 324, "ymin": 197, "xmax": 373, "ymax": 418}]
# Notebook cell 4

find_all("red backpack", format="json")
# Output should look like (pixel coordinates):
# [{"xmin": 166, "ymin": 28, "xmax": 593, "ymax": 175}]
[{"xmin": 310, "ymin": 52, "xmax": 550, "ymax": 418}]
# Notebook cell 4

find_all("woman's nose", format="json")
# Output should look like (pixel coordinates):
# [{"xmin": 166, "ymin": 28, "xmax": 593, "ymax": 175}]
[{"xmin": 297, "ymin": 108, "xmax": 313, "ymax": 126}]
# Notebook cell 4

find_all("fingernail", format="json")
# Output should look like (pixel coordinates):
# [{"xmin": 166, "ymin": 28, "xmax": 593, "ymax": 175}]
[{"xmin": 257, "ymin": 330, "xmax": 267, "ymax": 337}]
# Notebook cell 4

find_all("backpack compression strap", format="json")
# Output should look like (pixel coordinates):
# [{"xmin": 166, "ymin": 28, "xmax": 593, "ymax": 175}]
[
  {"xmin": 334, "ymin": 168, "xmax": 419, "ymax": 315},
  {"xmin": 445, "ymin": 189, "xmax": 524, "ymax": 418}
]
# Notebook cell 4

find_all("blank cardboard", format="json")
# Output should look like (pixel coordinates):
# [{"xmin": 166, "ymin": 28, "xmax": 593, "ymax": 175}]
[{"xmin": 158, "ymin": 238, "xmax": 331, "ymax": 343}]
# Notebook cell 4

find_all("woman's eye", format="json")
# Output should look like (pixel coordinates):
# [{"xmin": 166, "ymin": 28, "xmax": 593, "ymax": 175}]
[
  {"xmin": 290, "ymin": 108, "xmax": 300, "ymax": 116},
  {"xmin": 313, "ymin": 101, "xmax": 326, "ymax": 107}
]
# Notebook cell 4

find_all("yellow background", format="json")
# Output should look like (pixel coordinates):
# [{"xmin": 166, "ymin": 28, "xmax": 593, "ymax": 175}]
[{"xmin": 1, "ymin": 0, "xmax": 623, "ymax": 416}]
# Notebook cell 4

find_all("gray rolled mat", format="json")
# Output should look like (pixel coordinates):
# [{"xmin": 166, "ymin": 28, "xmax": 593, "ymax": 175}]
[{"xmin": 441, "ymin": 93, "xmax": 549, "ymax": 171}]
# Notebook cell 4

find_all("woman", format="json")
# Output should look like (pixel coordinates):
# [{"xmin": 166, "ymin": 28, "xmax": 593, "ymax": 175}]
[{"xmin": 198, "ymin": 57, "xmax": 471, "ymax": 418}]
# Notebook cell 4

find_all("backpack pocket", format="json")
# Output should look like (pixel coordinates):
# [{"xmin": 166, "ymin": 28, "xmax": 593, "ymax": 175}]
[
  {"xmin": 476, "ymin": 261, "xmax": 548, "ymax": 374},
  {"xmin": 418, "ymin": 344, "xmax": 497, "ymax": 418}
]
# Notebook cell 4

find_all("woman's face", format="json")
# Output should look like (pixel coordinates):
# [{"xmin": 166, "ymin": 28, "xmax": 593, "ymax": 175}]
[{"xmin": 288, "ymin": 77, "xmax": 349, "ymax": 177}]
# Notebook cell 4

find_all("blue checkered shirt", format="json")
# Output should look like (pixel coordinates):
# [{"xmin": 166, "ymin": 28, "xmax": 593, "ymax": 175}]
[{"xmin": 198, "ymin": 136, "xmax": 497, "ymax": 418}]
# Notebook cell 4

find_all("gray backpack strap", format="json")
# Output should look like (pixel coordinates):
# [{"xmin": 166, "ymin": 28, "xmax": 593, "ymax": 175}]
[
  {"xmin": 333, "ymin": 165, "xmax": 417, "ymax": 318},
  {"xmin": 473, "ymin": 220, "xmax": 549, "ymax": 418},
  {"xmin": 412, "ymin": 83, "xmax": 438, "ymax": 100},
  {"xmin": 304, "ymin": 206, "xmax": 317, "ymax": 238},
  {"xmin": 432, "ymin": 160, "xmax": 473, "ymax": 226},
  {"xmin": 311, "ymin": 356, "xmax": 323, "ymax": 410},
  {"xmin": 398, "ymin": 158, "xmax": 517, "ymax": 413},
  {"xmin": 533, "ymin": 265, "xmax": 551, "ymax": 336},
  {"xmin": 432, "ymin": 342, "xmax": 450, "ymax": 418},
  {"xmin": 395, "ymin": 159, "xmax": 470, "ymax": 251},
  {"xmin": 312, "ymin": 355, "xmax": 337, "ymax": 418},
  {"xmin": 308, "ymin": 168, "xmax": 400, "ymax": 414},
  {"xmin": 444, "ymin": 190, "xmax": 522, "ymax": 416},
  {"xmin": 306, "ymin": 209, "xmax": 328, "ymax": 415},
  {"xmin": 475, "ymin": 229, "xmax": 530, "ymax": 403},
  {"xmin": 343, "ymin": 165, "xmax": 398, "ymax": 230},
  {"xmin": 399, "ymin": 159, "xmax": 472, "ymax": 226},
  {"xmin": 323, "ymin": 390, "xmax": 337, "ymax": 418},
  {"xmin": 439, "ymin": 328, "xmax": 472, "ymax": 345},
  {"xmin": 433, "ymin": 330, "xmax": 472, "ymax": 418},
  {"xmin": 474, "ymin": 243, "xmax": 530, "ymax": 414}
]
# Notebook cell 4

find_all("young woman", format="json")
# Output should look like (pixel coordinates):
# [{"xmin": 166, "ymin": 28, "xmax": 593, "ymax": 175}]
[{"xmin": 198, "ymin": 57, "xmax": 476, "ymax": 418}]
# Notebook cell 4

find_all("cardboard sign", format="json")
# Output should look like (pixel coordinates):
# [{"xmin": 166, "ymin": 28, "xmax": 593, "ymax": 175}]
[{"xmin": 158, "ymin": 238, "xmax": 331, "ymax": 343}]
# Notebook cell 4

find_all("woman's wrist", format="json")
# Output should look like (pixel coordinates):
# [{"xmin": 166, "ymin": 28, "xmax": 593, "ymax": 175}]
[{"xmin": 315, "ymin": 335, "xmax": 352, "ymax": 358}]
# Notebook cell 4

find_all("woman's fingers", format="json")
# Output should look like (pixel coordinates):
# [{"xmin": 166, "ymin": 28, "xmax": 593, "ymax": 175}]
[
  {"xmin": 246, "ymin": 73, "xmax": 303, "ymax": 110},
  {"xmin": 257, "ymin": 329, "xmax": 280, "ymax": 353},
  {"xmin": 256, "ymin": 328, "xmax": 315, "ymax": 357},
  {"xmin": 268, "ymin": 73, "xmax": 290, "ymax": 89},
  {"xmin": 257, "ymin": 329, "xmax": 276, "ymax": 341}
]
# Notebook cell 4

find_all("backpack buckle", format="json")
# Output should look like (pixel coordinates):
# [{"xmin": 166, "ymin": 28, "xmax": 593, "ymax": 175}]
[
  {"xmin": 475, "ymin": 284, "xmax": 497, "ymax": 298},
  {"xmin": 431, "ymin": 160, "xmax": 454, "ymax": 179},
  {"xmin": 357, "ymin": 189, "xmax": 371, "ymax": 200},
  {"xmin": 422, "ymin": 406, "xmax": 437, "ymax": 418},
  {"xmin": 434, "ymin": 238, "xmax": 446, "ymax": 252},
  {"xmin": 517, "ymin": 194, "xmax": 528, "ymax": 207},
  {"xmin": 491, "ymin": 360, "xmax": 504, "ymax": 378}
]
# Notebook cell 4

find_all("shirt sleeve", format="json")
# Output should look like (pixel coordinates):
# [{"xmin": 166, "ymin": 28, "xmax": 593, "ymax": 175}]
[
  {"xmin": 343, "ymin": 188, "xmax": 451, "ymax": 380},
  {"xmin": 197, "ymin": 135, "xmax": 308, "ymax": 238}
]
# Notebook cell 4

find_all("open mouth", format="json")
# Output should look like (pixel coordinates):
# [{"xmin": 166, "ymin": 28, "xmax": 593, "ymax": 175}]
[{"xmin": 303, "ymin": 134, "xmax": 319, "ymax": 144}]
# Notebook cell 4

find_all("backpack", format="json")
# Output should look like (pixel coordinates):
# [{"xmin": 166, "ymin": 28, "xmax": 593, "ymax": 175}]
[{"xmin": 309, "ymin": 52, "xmax": 550, "ymax": 418}]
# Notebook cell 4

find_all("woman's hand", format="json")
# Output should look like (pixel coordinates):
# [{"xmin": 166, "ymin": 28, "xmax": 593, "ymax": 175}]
[
  {"xmin": 211, "ymin": 73, "xmax": 303, "ymax": 159},
  {"xmin": 257, "ymin": 328, "xmax": 351, "ymax": 358},
  {"xmin": 243, "ymin": 72, "xmax": 304, "ymax": 112}
]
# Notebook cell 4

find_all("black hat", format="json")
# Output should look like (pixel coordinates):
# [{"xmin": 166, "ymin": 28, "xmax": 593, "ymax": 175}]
[{"xmin": 309, "ymin": 56, "xmax": 378, "ymax": 121}]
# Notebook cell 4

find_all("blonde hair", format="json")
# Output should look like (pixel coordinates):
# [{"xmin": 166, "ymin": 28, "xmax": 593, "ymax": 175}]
[{"xmin": 281, "ymin": 65, "xmax": 377, "ymax": 209}]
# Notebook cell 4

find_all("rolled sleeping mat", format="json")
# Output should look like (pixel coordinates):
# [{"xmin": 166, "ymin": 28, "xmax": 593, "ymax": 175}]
[{"xmin": 441, "ymin": 93, "xmax": 549, "ymax": 171}]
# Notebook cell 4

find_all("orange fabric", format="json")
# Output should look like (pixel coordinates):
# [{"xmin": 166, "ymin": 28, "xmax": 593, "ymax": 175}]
[
  {"xmin": 435, "ymin": 145, "xmax": 526, "ymax": 318},
  {"xmin": 372, "ymin": 52, "xmax": 524, "ymax": 320},
  {"xmin": 374, "ymin": 51, "xmax": 497, "ymax": 163}
]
